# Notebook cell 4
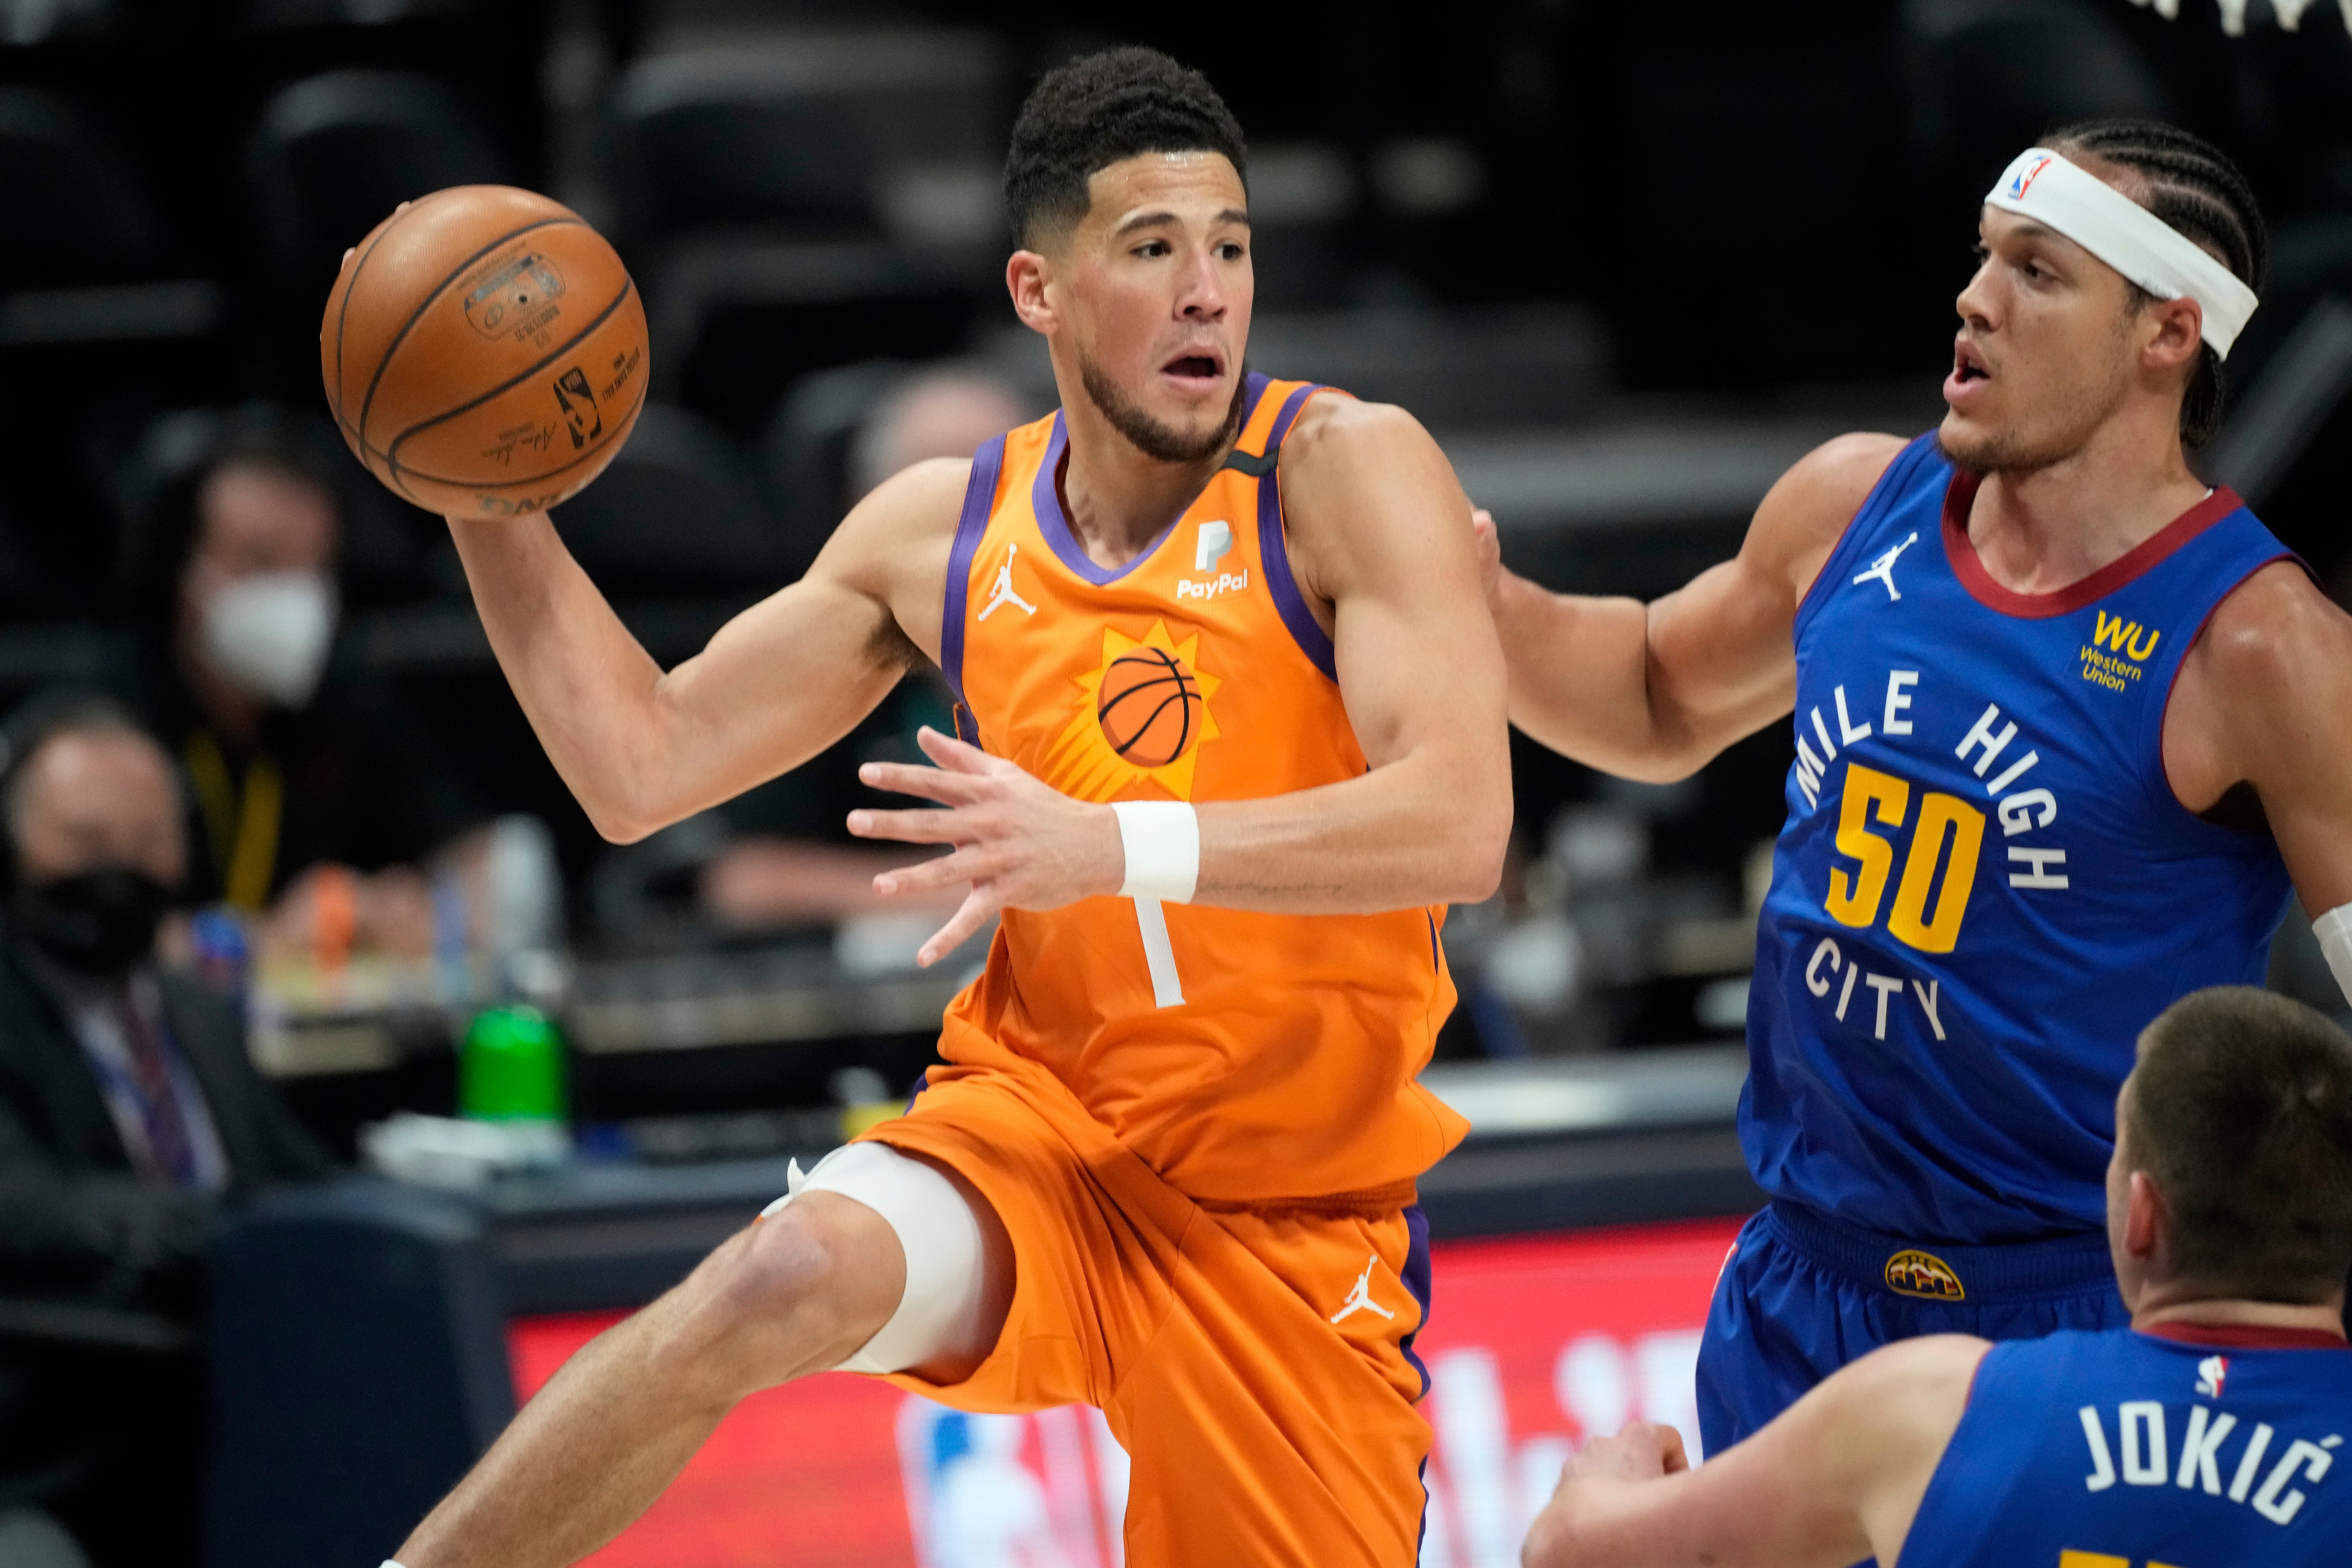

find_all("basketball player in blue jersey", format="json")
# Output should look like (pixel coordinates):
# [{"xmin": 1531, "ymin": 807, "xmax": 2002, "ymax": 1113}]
[
  {"xmin": 1475, "ymin": 116, "xmax": 2352, "ymax": 1458},
  {"xmin": 1520, "ymin": 985, "xmax": 2352, "ymax": 1568}
]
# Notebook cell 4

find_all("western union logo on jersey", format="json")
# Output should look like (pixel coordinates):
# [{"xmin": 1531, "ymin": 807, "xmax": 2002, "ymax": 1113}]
[
  {"xmin": 2081, "ymin": 611, "xmax": 2161, "ymax": 692},
  {"xmin": 1885, "ymin": 1249, "xmax": 1966, "ymax": 1300}
]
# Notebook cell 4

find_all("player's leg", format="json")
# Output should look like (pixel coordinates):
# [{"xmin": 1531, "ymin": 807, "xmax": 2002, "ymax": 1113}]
[
  {"xmin": 1695, "ymin": 1212, "xmax": 1855, "ymax": 1455},
  {"xmin": 1112, "ymin": 1204, "xmax": 1434, "ymax": 1568},
  {"xmin": 395, "ymin": 1166, "xmax": 1010, "ymax": 1568}
]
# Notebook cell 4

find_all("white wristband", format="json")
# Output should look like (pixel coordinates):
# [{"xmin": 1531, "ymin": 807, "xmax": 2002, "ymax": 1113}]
[
  {"xmin": 1112, "ymin": 801, "xmax": 1199, "ymax": 905},
  {"xmin": 2315, "ymin": 903, "xmax": 2352, "ymax": 1010}
]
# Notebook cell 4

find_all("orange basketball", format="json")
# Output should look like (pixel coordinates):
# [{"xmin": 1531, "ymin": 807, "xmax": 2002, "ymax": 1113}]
[
  {"xmin": 1095, "ymin": 646, "xmax": 1202, "ymax": 769},
  {"xmin": 320, "ymin": 185, "xmax": 647, "ymax": 518}
]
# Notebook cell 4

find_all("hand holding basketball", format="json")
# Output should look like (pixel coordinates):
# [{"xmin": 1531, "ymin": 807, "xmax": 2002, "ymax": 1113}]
[
  {"xmin": 847, "ymin": 727, "xmax": 1124, "ymax": 967},
  {"xmin": 320, "ymin": 186, "xmax": 648, "ymax": 519}
]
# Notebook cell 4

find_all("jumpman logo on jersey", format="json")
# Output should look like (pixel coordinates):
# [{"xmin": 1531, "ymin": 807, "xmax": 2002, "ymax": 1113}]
[
  {"xmin": 978, "ymin": 542, "xmax": 1037, "ymax": 621},
  {"xmin": 1844, "ymin": 531, "xmax": 1919, "ymax": 597},
  {"xmin": 1852, "ymin": 531, "xmax": 1920, "ymax": 601},
  {"xmin": 1329, "ymin": 1254, "xmax": 1397, "ymax": 1324}
]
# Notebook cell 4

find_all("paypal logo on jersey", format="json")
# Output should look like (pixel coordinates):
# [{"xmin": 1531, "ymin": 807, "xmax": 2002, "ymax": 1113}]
[
  {"xmin": 1194, "ymin": 520, "xmax": 1234, "ymax": 573},
  {"xmin": 1178, "ymin": 519, "xmax": 1251, "ymax": 602}
]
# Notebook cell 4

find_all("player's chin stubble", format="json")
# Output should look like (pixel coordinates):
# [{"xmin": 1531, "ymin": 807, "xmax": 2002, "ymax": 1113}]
[{"xmin": 1079, "ymin": 352, "xmax": 1246, "ymax": 465}]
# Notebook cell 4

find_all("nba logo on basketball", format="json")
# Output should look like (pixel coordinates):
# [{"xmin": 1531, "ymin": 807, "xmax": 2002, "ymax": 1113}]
[{"xmin": 552, "ymin": 366, "xmax": 603, "ymax": 448}]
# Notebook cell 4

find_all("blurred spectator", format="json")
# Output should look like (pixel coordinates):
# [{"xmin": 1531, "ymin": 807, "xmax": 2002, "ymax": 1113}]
[
  {"xmin": 843, "ymin": 366, "xmax": 1029, "ymax": 507},
  {"xmin": 0, "ymin": 694, "xmax": 330, "ymax": 1568},
  {"xmin": 113, "ymin": 406, "xmax": 490, "ymax": 961},
  {"xmin": 696, "ymin": 365, "xmax": 1024, "ymax": 936}
]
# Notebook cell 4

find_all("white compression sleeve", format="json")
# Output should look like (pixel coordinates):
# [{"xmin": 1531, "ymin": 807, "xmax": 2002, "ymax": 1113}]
[
  {"xmin": 758, "ymin": 1142, "xmax": 987, "ymax": 1374},
  {"xmin": 2315, "ymin": 904, "xmax": 2352, "ymax": 1009}
]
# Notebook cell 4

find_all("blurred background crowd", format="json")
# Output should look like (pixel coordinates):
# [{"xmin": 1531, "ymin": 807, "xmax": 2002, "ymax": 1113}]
[{"xmin": 0, "ymin": 1, "xmax": 2345, "ymax": 1565}]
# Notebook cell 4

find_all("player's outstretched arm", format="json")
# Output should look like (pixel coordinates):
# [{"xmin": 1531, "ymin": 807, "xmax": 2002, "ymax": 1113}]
[
  {"xmin": 445, "ymin": 459, "xmax": 965, "ymax": 843},
  {"xmin": 1475, "ymin": 433, "xmax": 1906, "ymax": 782},
  {"xmin": 844, "ymin": 398, "xmax": 1512, "ymax": 963},
  {"xmin": 1521, "ymin": 1334, "xmax": 1987, "ymax": 1568}
]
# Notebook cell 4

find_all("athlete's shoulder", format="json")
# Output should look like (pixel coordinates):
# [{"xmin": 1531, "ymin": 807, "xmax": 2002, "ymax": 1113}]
[
  {"xmin": 1748, "ymin": 431, "xmax": 1914, "ymax": 603},
  {"xmin": 1279, "ymin": 390, "xmax": 1428, "ymax": 469},
  {"xmin": 809, "ymin": 455, "xmax": 971, "ymax": 597},
  {"xmin": 2192, "ymin": 556, "xmax": 2352, "ymax": 694}
]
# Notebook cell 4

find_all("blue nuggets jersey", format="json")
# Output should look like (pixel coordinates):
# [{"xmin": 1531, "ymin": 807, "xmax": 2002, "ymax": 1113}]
[
  {"xmin": 1906, "ymin": 1326, "xmax": 2352, "ymax": 1567},
  {"xmin": 1745, "ymin": 434, "xmax": 2295, "ymax": 1240}
]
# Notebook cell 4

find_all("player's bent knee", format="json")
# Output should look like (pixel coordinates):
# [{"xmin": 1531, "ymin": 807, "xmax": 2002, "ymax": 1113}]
[
  {"xmin": 700, "ymin": 1192, "xmax": 906, "ymax": 1385},
  {"xmin": 763, "ymin": 1141, "xmax": 999, "ymax": 1377}
]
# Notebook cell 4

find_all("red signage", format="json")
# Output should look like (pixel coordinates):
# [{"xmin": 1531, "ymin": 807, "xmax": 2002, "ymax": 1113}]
[{"xmin": 509, "ymin": 1216, "xmax": 1746, "ymax": 1566}]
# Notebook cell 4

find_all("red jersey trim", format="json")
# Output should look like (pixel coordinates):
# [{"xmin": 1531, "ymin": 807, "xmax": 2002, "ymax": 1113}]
[
  {"xmin": 2141, "ymin": 1320, "xmax": 2351, "ymax": 1351},
  {"xmin": 1940, "ymin": 476, "xmax": 2246, "ymax": 620}
]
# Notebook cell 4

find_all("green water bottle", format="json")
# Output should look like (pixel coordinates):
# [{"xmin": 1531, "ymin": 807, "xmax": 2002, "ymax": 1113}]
[{"xmin": 460, "ymin": 1004, "xmax": 567, "ymax": 1123}]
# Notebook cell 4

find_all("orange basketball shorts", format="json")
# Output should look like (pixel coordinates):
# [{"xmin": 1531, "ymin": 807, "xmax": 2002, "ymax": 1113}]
[{"xmin": 859, "ymin": 1058, "xmax": 1435, "ymax": 1568}]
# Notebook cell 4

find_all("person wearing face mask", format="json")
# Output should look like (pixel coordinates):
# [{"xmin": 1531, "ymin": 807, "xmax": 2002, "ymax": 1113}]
[
  {"xmin": 0, "ymin": 693, "xmax": 330, "ymax": 1568},
  {"xmin": 113, "ymin": 407, "xmax": 485, "ymax": 959}
]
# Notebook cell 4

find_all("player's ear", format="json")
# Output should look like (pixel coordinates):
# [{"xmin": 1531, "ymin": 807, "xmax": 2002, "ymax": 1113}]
[
  {"xmin": 2140, "ymin": 293, "xmax": 2203, "ymax": 376},
  {"xmin": 1007, "ymin": 250, "xmax": 1057, "ymax": 335},
  {"xmin": 2123, "ymin": 1168, "xmax": 2166, "ymax": 1265}
]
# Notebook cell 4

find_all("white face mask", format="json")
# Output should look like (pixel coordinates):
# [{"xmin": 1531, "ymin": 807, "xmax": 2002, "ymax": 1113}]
[{"xmin": 200, "ymin": 571, "xmax": 338, "ymax": 708}]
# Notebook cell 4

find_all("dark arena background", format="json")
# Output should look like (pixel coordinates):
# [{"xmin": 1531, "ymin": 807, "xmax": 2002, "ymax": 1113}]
[{"xmin": 0, "ymin": 2, "xmax": 2346, "ymax": 1565}]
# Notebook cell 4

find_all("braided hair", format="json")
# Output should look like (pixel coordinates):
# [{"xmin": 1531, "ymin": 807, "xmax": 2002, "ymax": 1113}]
[{"xmin": 2043, "ymin": 119, "xmax": 2269, "ymax": 450}]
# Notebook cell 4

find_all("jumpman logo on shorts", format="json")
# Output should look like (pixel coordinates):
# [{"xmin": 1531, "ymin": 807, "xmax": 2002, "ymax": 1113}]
[
  {"xmin": 1329, "ymin": 1254, "xmax": 1397, "ymax": 1324},
  {"xmin": 978, "ymin": 542, "xmax": 1038, "ymax": 621},
  {"xmin": 1852, "ymin": 531, "xmax": 1920, "ymax": 602}
]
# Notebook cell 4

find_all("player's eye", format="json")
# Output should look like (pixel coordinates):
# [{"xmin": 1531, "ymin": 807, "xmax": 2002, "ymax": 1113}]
[
  {"xmin": 1134, "ymin": 240, "xmax": 1169, "ymax": 258},
  {"xmin": 1217, "ymin": 242, "xmax": 1246, "ymax": 260}
]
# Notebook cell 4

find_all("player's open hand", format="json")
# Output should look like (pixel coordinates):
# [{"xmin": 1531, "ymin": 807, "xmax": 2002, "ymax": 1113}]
[{"xmin": 848, "ymin": 727, "xmax": 1122, "ymax": 967}]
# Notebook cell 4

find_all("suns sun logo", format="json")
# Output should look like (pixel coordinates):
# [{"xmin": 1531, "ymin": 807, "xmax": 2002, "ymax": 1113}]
[{"xmin": 1041, "ymin": 620, "xmax": 1224, "ymax": 802}]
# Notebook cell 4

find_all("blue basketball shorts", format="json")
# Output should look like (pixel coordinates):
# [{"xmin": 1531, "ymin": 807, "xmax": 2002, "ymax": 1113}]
[{"xmin": 1696, "ymin": 1202, "xmax": 2131, "ymax": 1456}]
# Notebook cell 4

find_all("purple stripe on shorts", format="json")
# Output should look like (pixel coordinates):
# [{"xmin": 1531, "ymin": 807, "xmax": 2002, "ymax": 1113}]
[
  {"xmin": 939, "ymin": 435, "xmax": 1006, "ymax": 707},
  {"xmin": 1253, "ymin": 384, "xmax": 1338, "ymax": 681},
  {"xmin": 1400, "ymin": 1202, "xmax": 1434, "ymax": 1400}
]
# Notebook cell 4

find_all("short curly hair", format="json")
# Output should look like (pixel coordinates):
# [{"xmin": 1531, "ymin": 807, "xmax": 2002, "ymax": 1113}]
[{"xmin": 1003, "ymin": 46, "xmax": 1247, "ymax": 249}]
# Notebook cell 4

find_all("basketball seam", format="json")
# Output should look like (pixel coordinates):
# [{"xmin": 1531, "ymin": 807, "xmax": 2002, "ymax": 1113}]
[
  {"xmin": 393, "ymin": 381, "xmax": 648, "ymax": 498},
  {"xmin": 384, "ymin": 279, "xmax": 637, "ymax": 487},
  {"xmin": 332, "ymin": 199, "xmax": 426, "ymax": 449},
  {"xmin": 354, "ymin": 214, "xmax": 582, "ymax": 455}
]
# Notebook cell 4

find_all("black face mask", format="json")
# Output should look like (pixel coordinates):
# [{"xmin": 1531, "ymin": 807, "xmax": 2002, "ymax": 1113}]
[{"xmin": 15, "ymin": 869, "xmax": 173, "ymax": 976}]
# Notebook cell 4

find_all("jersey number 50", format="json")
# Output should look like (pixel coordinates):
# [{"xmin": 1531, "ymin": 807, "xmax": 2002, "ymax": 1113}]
[{"xmin": 1825, "ymin": 763, "xmax": 1986, "ymax": 954}]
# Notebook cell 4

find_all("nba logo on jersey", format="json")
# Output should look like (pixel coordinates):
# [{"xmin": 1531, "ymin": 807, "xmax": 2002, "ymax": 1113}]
[
  {"xmin": 2009, "ymin": 153, "xmax": 2055, "ymax": 199},
  {"xmin": 2197, "ymin": 1354, "xmax": 2229, "ymax": 1399}
]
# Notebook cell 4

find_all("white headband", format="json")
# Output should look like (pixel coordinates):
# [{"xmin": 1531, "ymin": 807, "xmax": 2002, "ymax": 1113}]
[{"xmin": 1983, "ymin": 148, "xmax": 2259, "ymax": 359}]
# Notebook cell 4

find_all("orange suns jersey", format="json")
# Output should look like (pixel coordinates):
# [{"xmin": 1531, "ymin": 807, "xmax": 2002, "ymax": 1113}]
[{"xmin": 933, "ymin": 374, "xmax": 1469, "ymax": 1206}]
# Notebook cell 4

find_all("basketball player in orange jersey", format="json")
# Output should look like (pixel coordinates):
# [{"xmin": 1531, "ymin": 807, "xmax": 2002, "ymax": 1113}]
[
  {"xmin": 1474, "ymin": 119, "xmax": 2352, "ymax": 1464},
  {"xmin": 383, "ymin": 48, "xmax": 1506, "ymax": 1568}
]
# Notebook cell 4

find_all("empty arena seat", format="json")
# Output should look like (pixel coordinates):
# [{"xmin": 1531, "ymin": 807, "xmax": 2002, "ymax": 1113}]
[
  {"xmin": 1901, "ymin": 0, "xmax": 2173, "ymax": 189},
  {"xmin": 200, "ymin": 1180, "xmax": 513, "ymax": 1568},
  {"xmin": 550, "ymin": 402, "xmax": 791, "ymax": 597},
  {"xmin": 246, "ymin": 70, "xmax": 514, "ymax": 288},
  {"xmin": 237, "ymin": 0, "xmax": 472, "ymax": 27},
  {"xmin": 0, "ymin": 87, "xmax": 165, "ymax": 289},
  {"xmin": 606, "ymin": 30, "xmax": 1003, "ymax": 249},
  {"xmin": 603, "ymin": 32, "xmax": 1005, "ymax": 423}
]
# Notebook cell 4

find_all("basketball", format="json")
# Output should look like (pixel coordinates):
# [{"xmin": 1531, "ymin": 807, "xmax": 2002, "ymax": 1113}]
[
  {"xmin": 319, "ymin": 185, "xmax": 648, "ymax": 518},
  {"xmin": 1096, "ymin": 646, "xmax": 1202, "ymax": 769}
]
